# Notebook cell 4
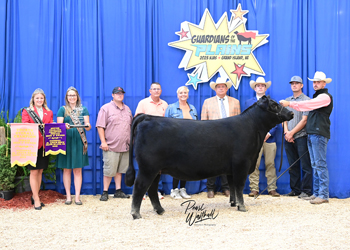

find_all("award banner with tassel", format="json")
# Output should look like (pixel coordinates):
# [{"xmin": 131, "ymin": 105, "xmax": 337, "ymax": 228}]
[
  {"xmin": 44, "ymin": 123, "xmax": 66, "ymax": 156},
  {"xmin": 10, "ymin": 123, "xmax": 39, "ymax": 167}
]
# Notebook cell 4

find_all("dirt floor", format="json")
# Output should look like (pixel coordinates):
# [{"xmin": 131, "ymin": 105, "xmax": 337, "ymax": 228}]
[{"xmin": 1, "ymin": 191, "xmax": 349, "ymax": 250}]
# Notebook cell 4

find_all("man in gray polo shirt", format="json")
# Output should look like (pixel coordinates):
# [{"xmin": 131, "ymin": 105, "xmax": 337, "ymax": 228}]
[
  {"xmin": 283, "ymin": 76, "xmax": 312, "ymax": 198},
  {"xmin": 96, "ymin": 87, "xmax": 133, "ymax": 201}
]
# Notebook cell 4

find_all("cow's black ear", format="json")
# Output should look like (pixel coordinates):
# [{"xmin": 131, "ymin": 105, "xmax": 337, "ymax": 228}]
[
  {"xmin": 260, "ymin": 95, "xmax": 268, "ymax": 102},
  {"xmin": 257, "ymin": 96, "xmax": 269, "ymax": 110}
]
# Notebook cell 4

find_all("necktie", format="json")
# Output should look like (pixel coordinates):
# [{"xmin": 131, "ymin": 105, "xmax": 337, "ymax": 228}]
[{"xmin": 220, "ymin": 98, "xmax": 227, "ymax": 118}]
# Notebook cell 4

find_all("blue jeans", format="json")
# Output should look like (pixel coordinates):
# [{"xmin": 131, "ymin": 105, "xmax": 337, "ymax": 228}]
[
  {"xmin": 284, "ymin": 136, "xmax": 312, "ymax": 195},
  {"xmin": 307, "ymin": 134, "xmax": 329, "ymax": 200}
]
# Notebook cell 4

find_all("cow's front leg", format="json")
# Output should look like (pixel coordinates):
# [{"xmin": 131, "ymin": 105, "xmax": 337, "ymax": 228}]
[{"xmin": 148, "ymin": 173, "xmax": 165, "ymax": 215}]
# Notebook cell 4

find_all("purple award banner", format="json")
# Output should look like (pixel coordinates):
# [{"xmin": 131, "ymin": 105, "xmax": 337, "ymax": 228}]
[{"xmin": 44, "ymin": 123, "xmax": 66, "ymax": 156}]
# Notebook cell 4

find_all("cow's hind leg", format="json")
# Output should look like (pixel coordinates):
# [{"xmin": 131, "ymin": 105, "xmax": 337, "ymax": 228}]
[
  {"xmin": 234, "ymin": 179, "xmax": 247, "ymax": 212},
  {"xmin": 148, "ymin": 174, "xmax": 165, "ymax": 215},
  {"xmin": 131, "ymin": 170, "xmax": 158, "ymax": 219},
  {"xmin": 230, "ymin": 170, "xmax": 248, "ymax": 212},
  {"xmin": 227, "ymin": 175, "xmax": 236, "ymax": 207}
]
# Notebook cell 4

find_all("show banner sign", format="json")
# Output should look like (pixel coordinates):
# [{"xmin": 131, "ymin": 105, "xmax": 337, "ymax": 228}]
[
  {"xmin": 10, "ymin": 123, "xmax": 39, "ymax": 167},
  {"xmin": 168, "ymin": 4, "xmax": 269, "ymax": 90},
  {"xmin": 44, "ymin": 123, "xmax": 66, "ymax": 156}
]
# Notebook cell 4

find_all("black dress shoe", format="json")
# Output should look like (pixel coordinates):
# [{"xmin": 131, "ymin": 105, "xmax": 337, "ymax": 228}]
[
  {"xmin": 283, "ymin": 191, "xmax": 301, "ymax": 196},
  {"xmin": 34, "ymin": 205, "xmax": 42, "ymax": 210},
  {"xmin": 31, "ymin": 197, "xmax": 45, "ymax": 207}
]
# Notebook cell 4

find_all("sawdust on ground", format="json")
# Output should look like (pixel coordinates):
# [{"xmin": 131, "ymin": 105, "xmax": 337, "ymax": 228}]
[{"xmin": 1, "ymin": 192, "xmax": 349, "ymax": 250}]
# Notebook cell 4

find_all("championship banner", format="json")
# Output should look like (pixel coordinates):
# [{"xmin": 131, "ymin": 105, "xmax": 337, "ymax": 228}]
[
  {"xmin": 168, "ymin": 4, "xmax": 269, "ymax": 90},
  {"xmin": 10, "ymin": 123, "xmax": 39, "ymax": 167},
  {"xmin": 44, "ymin": 123, "xmax": 66, "ymax": 156}
]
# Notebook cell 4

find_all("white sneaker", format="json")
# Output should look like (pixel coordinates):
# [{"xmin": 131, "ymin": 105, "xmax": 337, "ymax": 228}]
[
  {"xmin": 170, "ymin": 188, "xmax": 182, "ymax": 199},
  {"xmin": 158, "ymin": 191, "xmax": 164, "ymax": 200},
  {"xmin": 179, "ymin": 188, "xmax": 191, "ymax": 199}
]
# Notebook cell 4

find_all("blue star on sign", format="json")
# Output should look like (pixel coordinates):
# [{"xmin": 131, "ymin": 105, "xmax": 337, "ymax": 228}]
[{"xmin": 187, "ymin": 73, "xmax": 201, "ymax": 89}]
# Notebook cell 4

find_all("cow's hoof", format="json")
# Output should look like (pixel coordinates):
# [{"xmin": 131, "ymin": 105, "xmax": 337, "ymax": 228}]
[
  {"xmin": 237, "ymin": 205, "xmax": 247, "ymax": 212},
  {"xmin": 230, "ymin": 202, "xmax": 236, "ymax": 207},
  {"xmin": 132, "ymin": 213, "xmax": 142, "ymax": 219},
  {"xmin": 155, "ymin": 207, "xmax": 165, "ymax": 215}
]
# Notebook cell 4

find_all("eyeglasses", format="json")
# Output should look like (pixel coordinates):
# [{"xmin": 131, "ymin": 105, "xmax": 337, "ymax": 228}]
[
  {"xmin": 151, "ymin": 88, "xmax": 161, "ymax": 91},
  {"xmin": 67, "ymin": 95, "xmax": 77, "ymax": 97}
]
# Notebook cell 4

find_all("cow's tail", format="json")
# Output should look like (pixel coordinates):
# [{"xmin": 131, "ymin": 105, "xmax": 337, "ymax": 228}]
[{"xmin": 125, "ymin": 114, "xmax": 147, "ymax": 187}]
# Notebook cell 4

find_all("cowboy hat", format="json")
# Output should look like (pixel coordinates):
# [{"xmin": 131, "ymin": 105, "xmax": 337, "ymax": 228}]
[
  {"xmin": 308, "ymin": 71, "xmax": 332, "ymax": 83},
  {"xmin": 209, "ymin": 78, "xmax": 233, "ymax": 90},
  {"xmin": 249, "ymin": 77, "xmax": 271, "ymax": 90}
]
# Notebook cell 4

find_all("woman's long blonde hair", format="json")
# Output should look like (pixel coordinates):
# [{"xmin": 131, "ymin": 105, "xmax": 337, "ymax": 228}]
[
  {"xmin": 29, "ymin": 88, "xmax": 50, "ymax": 111},
  {"xmin": 64, "ymin": 86, "xmax": 82, "ymax": 117}
]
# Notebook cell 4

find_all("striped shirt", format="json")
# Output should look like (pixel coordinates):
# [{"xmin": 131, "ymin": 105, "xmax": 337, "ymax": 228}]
[{"xmin": 285, "ymin": 93, "xmax": 310, "ymax": 139}]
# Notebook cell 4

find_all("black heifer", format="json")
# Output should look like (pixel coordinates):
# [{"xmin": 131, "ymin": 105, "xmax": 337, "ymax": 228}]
[
  {"xmin": 126, "ymin": 96, "xmax": 293, "ymax": 219},
  {"xmin": 234, "ymin": 31, "xmax": 252, "ymax": 45}
]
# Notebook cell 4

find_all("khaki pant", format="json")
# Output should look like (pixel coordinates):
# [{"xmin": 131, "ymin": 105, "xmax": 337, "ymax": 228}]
[
  {"xmin": 103, "ymin": 151, "xmax": 129, "ymax": 177},
  {"xmin": 249, "ymin": 142, "xmax": 277, "ymax": 192}
]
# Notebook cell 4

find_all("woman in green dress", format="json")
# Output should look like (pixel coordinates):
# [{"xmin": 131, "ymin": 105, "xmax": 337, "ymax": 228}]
[{"xmin": 56, "ymin": 87, "xmax": 91, "ymax": 205}]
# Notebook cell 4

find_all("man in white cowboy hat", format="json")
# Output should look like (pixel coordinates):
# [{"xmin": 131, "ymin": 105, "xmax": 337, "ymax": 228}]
[
  {"xmin": 201, "ymin": 77, "xmax": 241, "ymax": 198},
  {"xmin": 280, "ymin": 71, "xmax": 333, "ymax": 205},
  {"xmin": 283, "ymin": 76, "xmax": 312, "ymax": 198},
  {"xmin": 245, "ymin": 76, "xmax": 280, "ymax": 197}
]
